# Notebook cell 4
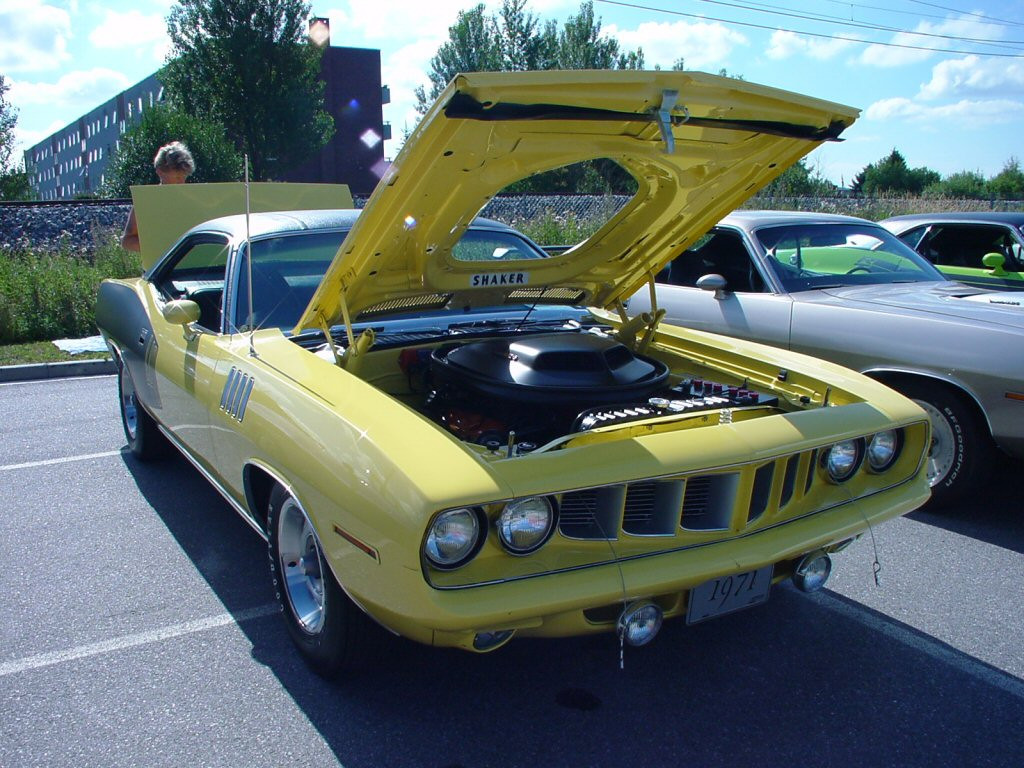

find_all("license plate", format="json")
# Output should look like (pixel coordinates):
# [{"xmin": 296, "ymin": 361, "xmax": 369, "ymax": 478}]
[{"xmin": 686, "ymin": 565, "xmax": 773, "ymax": 624}]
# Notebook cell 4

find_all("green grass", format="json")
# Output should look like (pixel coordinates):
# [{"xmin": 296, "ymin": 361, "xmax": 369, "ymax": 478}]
[
  {"xmin": 0, "ymin": 340, "xmax": 111, "ymax": 367},
  {"xmin": 0, "ymin": 226, "xmax": 141, "ymax": 345}
]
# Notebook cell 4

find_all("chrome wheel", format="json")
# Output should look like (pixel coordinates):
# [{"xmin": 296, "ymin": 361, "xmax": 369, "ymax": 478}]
[
  {"xmin": 912, "ymin": 397, "xmax": 954, "ymax": 488},
  {"xmin": 119, "ymin": 365, "xmax": 139, "ymax": 441},
  {"xmin": 276, "ymin": 497, "xmax": 326, "ymax": 635}
]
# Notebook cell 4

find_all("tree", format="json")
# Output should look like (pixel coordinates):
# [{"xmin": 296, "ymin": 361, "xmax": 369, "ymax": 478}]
[
  {"xmin": 101, "ymin": 104, "xmax": 244, "ymax": 198},
  {"xmin": 761, "ymin": 158, "xmax": 836, "ymax": 197},
  {"xmin": 415, "ymin": 0, "xmax": 644, "ymax": 113},
  {"xmin": 0, "ymin": 74, "xmax": 16, "ymax": 171},
  {"xmin": 496, "ymin": 0, "xmax": 553, "ymax": 71},
  {"xmin": 987, "ymin": 157, "xmax": 1024, "ymax": 200},
  {"xmin": 923, "ymin": 170, "xmax": 987, "ymax": 199},
  {"xmin": 855, "ymin": 149, "xmax": 939, "ymax": 195},
  {"xmin": 414, "ymin": 4, "xmax": 500, "ymax": 113},
  {"xmin": 0, "ymin": 165, "xmax": 30, "ymax": 200},
  {"xmin": 0, "ymin": 74, "xmax": 32, "ymax": 200},
  {"xmin": 554, "ymin": 1, "xmax": 643, "ymax": 70},
  {"xmin": 161, "ymin": 0, "xmax": 333, "ymax": 181}
]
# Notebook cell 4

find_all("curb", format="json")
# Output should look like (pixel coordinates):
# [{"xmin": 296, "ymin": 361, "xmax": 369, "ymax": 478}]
[{"xmin": 0, "ymin": 358, "xmax": 117, "ymax": 383}]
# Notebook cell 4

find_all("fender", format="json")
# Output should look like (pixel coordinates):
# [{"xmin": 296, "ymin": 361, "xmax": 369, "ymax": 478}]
[{"xmin": 97, "ymin": 280, "xmax": 162, "ymax": 409}]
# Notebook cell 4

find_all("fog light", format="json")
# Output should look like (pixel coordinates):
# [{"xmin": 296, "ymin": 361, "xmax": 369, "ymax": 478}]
[
  {"xmin": 617, "ymin": 602, "xmax": 663, "ymax": 647},
  {"xmin": 473, "ymin": 629, "xmax": 515, "ymax": 651},
  {"xmin": 793, "ymin": 551, "xmax": 832, "ymax": 592}
]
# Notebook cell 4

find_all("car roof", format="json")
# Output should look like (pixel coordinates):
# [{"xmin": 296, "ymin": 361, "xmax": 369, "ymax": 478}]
[
  {"xmin": 880, "ymin": 211, "xmax": 1024, "ymax": 227},
  {"xmin": 720, "ymin": 210, "xmax": 877, "ymax": 229},
  {"xmin": 181, "ymin": 209, "xmax": 517, "ymax": 241}
]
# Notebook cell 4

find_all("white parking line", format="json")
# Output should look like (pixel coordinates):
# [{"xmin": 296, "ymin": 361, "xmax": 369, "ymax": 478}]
[
  {"xmin": 0, "ymin": 374, "xmax": 116, "ymax": 387},
  {"xmin": 811, "ymin": 590, "xmax": 1024, "ymax": 702},
  {"xmin": 0, "ymin": 604, "xmax": 279, "ymax": 677},
  {"xmin": 0, "ymin": 450, "xmax": 123, "ymax": 472}
]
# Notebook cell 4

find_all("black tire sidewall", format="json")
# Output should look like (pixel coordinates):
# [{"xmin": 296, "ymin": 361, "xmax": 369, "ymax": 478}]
[
  {"xmin": 118, "ymin": 363, "xmax": 160, "ymax": 460},
  {"xmin": 267, "ymin": 485, "xmax": 354, "ymax": 676},
  {"xmin": 897, "ymin": 381, "xmax": 991, "ymax": 507}
]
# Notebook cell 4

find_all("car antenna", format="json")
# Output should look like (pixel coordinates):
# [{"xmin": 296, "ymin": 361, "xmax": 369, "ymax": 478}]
[{"xmin": 244, "ymin": 154, "xmax": 257, "ymax": 358}]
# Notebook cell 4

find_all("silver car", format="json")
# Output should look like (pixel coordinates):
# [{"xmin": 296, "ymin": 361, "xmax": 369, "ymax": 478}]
[{"xmin": 630, "ymin": 210, "xmax": 1024, "ymax": 507}]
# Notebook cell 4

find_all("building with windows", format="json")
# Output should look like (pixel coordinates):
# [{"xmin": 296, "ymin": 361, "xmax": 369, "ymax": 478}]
[{"xmin": 24, "ymin": 42, "xmax": 390, "ymax": 200}]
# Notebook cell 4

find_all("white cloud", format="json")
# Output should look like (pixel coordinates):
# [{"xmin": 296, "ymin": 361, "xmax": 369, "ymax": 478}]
[
  {"xmin": 0, "ymin": 1, "xmax": 72, "ymax": 72},
  {"xmin": 865, "ymin": 96, "xmax": 1024, "ymax": 124},
  {"xmin": 325, "ymin": 1, "xmax": 494, "ymax": 43},
  {"xmin": 380, "ymin": 37, "xmax": 446, "ymax": 151},
  {"xmin": 11, "ymin": 119, "xmax": 65, "ymax": 158},
  {"xmin": 8, "ymin": 68, "xmax": 132, "ymax": 113},
  {"xmin": 606, "ymin": 20, "xmax": 747, "ymax": 70},
  {"xmin": 859, "ymin": 15, "xmax": 1007, "ymax": 69},
  {"xmin": 89, "ymin": 9, "xmax": 169, "ymax": 57},
  {"xmin": 919, "ymin": 55, "xmax": 1024, "ymax": 100},
  {"xmin": 765, "ymin": 30, "xmax": 853, "ymax": 61}
]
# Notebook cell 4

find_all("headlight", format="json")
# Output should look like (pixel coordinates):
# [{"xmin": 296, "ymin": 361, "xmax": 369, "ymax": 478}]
[
  {"xmin": 424, "ymin": 507, "xmax": 483, "ymax": 569},
  {"xmin": 498, "ymin": 496, "xmax": 556, "ymax": 555},
  {"xmin": 867, "ymin": 429, "xmax": 901, "ymax": 472},
  {"xmin": 823, "ymin": 439, "xmax": 863, "ymax": 483}
]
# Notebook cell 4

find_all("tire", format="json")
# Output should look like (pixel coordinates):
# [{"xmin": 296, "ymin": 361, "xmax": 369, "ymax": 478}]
[
  {"xmin": 894, "ymin": 380, "xmax": 993, "ymax": 508},
  {"xmin": 118, "ymin": 361, "xmax": 166, "ymax": 461},
  {"xmin": 267, "ymin": 485, "xmax": 375, "ymax": 677}
]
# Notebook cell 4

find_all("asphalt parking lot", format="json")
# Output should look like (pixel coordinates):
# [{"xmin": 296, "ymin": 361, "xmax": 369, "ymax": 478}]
[{"xmin": 2, "ymin": 374, "xmax": 1022, "ymax": 768}]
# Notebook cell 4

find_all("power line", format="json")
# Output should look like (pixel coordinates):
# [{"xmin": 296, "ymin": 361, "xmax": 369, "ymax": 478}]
[
  {"xmin": 690, "ymin": 0, "xmax": 1024, "ymax": 50},
  {"xmin": 741, "ymin": 0, "xmax": 1024, "ymax": 41},
  {"xmin": 818, "ymin": 0, "xmax": 1024, "ymax": 30},
  {"xmin": 819, "ymin": 0, "xmax": 1024, "ymax": 29},
  {"xmin": 595, "ymin": 0, "xmax": 1024, "ymax": 57},
  {"xmin": 903, "ymin": 0, "xmax": 1024, "ymax": 29}
]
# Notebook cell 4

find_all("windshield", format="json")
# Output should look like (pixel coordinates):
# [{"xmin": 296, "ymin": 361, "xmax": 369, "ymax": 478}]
[
  {"xmin": 753, "ymin": 223, "xmax": 945, "ymax": 292},
  {"xmin": 232, "ymin": 226, "xmax": 554, "ymax": 333}
]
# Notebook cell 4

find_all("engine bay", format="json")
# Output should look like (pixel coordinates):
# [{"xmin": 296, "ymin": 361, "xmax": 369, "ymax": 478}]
[{"xmin": 392, "ymin": 331, "xmax": 778, "ymax": 451}]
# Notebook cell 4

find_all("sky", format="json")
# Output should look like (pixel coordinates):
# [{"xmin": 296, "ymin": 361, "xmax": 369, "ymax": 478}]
[{"xmin": 2, "ymin": 0, "xmax": 1023, "ymax": 186}]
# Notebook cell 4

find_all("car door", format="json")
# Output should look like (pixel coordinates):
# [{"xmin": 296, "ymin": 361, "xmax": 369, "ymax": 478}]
[
  {"xmin": 640, "ymin": 227, "xmax": 795, "ymax": 348},
  {"xmin": 207, "ymin": 229, "xmax": 349, "ymax": 507},
  {"xmin": 147, "ymin": 233, "xmax": 233, "ymax": 465}
]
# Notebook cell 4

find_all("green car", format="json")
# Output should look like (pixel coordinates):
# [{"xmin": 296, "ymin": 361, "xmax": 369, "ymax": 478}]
[{"xmin": 880, "ymin": 212, "xmax": 1024, "ymax": 290}]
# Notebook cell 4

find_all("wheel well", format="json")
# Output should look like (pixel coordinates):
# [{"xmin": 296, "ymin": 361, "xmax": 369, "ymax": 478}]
[
  {"xmin": 243, "ymin": 465, "xmax": 277, "ymax": 533},
  {"xmin": 867, "ymin": 371, "xmax": 991, "ymax": 437}
]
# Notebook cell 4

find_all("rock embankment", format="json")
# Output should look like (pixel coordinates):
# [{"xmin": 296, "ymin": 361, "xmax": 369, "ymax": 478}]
[{"xmin": 0, "ymin": 201, "xmax": 132, "ymax": 253}]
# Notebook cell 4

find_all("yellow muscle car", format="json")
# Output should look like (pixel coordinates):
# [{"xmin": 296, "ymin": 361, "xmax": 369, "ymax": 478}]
[{"xmin": 96, "ymin": 71, "xmax": 930, "ymax": 677}]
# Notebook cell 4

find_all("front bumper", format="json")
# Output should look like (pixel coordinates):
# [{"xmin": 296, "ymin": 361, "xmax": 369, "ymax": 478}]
[{"xmin": 358, "ymin": 481, "xmax": 928, "ymax": 650}]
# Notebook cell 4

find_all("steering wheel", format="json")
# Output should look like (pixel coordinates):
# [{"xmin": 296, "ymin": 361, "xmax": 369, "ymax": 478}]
[{"xmin": 846, "ymin": 266, "xmax": 871, "ymax": 274}]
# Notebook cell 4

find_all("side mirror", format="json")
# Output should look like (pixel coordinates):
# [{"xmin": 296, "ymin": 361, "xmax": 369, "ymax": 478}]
[
  {"xmin": 696, "ymin": 273, "xmax": 728, "ymax": 300},
  {"xmin": 162, "ymin": 299, "xmax": 201, "ymax": 326},
  {"xmin": 981, "ymin": 252, "xmax": 1008, "ymax": 276}
]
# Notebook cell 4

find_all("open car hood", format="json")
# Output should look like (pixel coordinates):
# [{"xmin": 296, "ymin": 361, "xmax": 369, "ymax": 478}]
[{"xmin": 295, "ymin": 70, "xmax": 858, "ymax": 333}]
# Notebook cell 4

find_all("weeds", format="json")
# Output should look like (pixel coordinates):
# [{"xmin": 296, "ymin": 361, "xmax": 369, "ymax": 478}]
[{"xmin": 0, "ymin": 226, "xmax": 141, "ymax": 344}]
